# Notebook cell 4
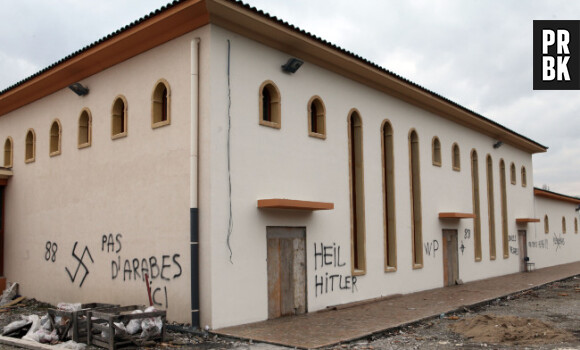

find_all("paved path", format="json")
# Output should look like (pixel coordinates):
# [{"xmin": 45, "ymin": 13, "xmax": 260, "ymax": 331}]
[{"xmin": 214, "ymin": 261, "xmax": 580, "ymax": 349}]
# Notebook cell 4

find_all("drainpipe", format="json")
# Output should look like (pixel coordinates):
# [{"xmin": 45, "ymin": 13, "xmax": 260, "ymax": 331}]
[{"xmin": 190, "ymin": 38, "xmax": 200, "ymax": 329}]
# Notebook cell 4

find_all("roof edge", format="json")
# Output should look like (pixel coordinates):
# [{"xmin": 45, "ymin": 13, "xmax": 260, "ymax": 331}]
[{"xmin": 534, "ymin": 187, "xmax": 580, "ymax": 205}]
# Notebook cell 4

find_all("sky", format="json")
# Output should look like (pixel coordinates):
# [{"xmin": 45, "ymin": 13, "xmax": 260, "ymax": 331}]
[{"xmin": 1, "ymin": 0, "xmax": 580, "ymax": 196}]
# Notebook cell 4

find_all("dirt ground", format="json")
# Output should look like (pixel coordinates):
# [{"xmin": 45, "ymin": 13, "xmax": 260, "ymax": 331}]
[{"xmin": 0, "ymin": 276, "xmax": 579, "ymax": 350}]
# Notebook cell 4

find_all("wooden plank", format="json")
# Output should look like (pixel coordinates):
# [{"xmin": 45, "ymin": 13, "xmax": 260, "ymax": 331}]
[
  {"xmin": 267, "ymin": 238, "xmax": 281, "ymax": 319},
  {"xmin": 257, "ymin": 199, "xmax": 334, "ymax": 210},
  {"xmin": 292, "ymin": 236, "xmax": 306, "ymax": 315},
  {"xmin": 280, "ymin": 238, "xmax": 294, "ymax": 316},
  {"xmin": 0, "ymin": 296, "xmax": 25, "ymax": 308}
]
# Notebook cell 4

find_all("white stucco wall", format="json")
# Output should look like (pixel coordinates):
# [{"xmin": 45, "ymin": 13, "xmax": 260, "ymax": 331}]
[
  {"xmin": 531, "ymin": 195, "xmax": 580, "ymax": 268},
  {"xmin": 202, "ymin": 25, "xmax": 539, "ymax": 329},
  {"xmin": 0, "ymin": 28, "xmax": 210, "ymax": 323}
]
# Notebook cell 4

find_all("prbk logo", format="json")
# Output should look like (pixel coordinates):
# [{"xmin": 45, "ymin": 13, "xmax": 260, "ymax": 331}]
[{"xmin": 533, "ymin": 20, "xmax": 580, "ymax": 90}]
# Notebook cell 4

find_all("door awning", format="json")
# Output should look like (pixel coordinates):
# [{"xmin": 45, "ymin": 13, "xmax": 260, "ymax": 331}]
[
  {"xmin": 438, "ymin": 212, "xmax": 476, "ymax": 219},
  {"xmin": 516, "ymin": 218, "xmax": 540, "ymax": 224},
  {"xmin": 257, "ymin": 199, "xmax": 334, "ymax": 211},
  {"xmin": 0, "ymin": 167, "xmax": 13, "ymax": 183}
]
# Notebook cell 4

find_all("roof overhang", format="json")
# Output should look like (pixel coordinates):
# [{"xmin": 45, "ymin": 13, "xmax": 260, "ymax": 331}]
[
  {"xmin": 534, "ymin": 187, "xmax": 580, "ymax": 205},
  {"xmin": 0, "ymin": 0, "xmax": 547, "ymax": 154}
]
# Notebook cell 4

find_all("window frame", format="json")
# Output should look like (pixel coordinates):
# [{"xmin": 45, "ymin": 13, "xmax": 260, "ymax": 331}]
[
  {"xmin": 562, "ymin": 216, "xmax": 566, "ymax": 233},
  {"xmin": 486, "ymin": 154, "xmax": 496, "ymax": 260},
  {"xmin": 259, "ymin": 80, "xmax": 281, "ymax": 129},
  {"xmin": 49, "ymin": 119, "xmax": 62, "ymax": 157},
  {"xmin": 432, "ymin": 136, "xmax": 441, "ymax": 166},
  {"xmin": 544, "ymin": 215, "xmax": 549, "ymax": 234},
  {"xmin": 381, "ymin": 120, "xmax": 396, "ymax": 272},
  {"xmin": 151, "ymin": 79, "xmax": 171, "ymax": 128},
  {"xmin": 471, "ymin": 149, "xmax": 482, "ymax": 261},
  {"xmin": 348, "ymin": 109, "xmax": 366, "ymax": 276},
  {"xmin": 111, "ymin": 95, "xmax": 128, "ymax": 139},
  {"xmin": 451, "ymin": 142, "xmax": 460, "ymax": 171},
  {"xmin": 3, "ymin": 137, "xmax": 13, "ymax": 168},
  {"xmin": 499, "ymin": 159, "xmax": 509, "ymax": 258},
  {"xmin": 307, "ymin": 95, "xmax": 326, "ymax": 139},
  {"xmin": 510, "ymin": 162, "xmax": 516, "ymax": 185},
  {"xmin": 409, "ymin": 129, "xmax": 423, "ymax": 269},
  {"xmin": 521, "ymin": 166, "xmax": 527, "ymax": 187},
  {"xmin": 78, "ymin": 108, "xmax": 92, "ymax": 149},
  {"xmin": 25, "ymin": 129, "xmax": 36, "ymax": 163}
]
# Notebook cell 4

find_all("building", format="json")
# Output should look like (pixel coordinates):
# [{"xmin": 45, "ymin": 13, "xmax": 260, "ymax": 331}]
[{"xmin": 0, "ymin": 0, "xmax": 579, "ymax": 330}]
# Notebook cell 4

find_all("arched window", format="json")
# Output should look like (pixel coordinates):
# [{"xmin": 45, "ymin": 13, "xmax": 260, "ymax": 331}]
[
  {"xmin": 49, "ymin": 119, "xmax": 62, "ymax": 156},
  {"xmin": 382, "ymin": 120, "xmax": 396, "ymax": 270},
  {"xmin": 575, "ymin": 217, "xmax": 578, "ymax": 234},
  {"xmin": 432, "ymin": 136, "xmax": 441, "ymax": 166},
  {"xmin": 471, "ymin": 150, "xmax": 482, "ymax": 261},
  {"xmin": 348, "ymin": 110, "xmax": 366, "ymax": 274},
  {"xmin": 521, "ymin": 166, "xmax": 527, "ymax": 187},
  {"xmin": 259, "ymin": 81, "xmax": 281, "ymax": 128},
  {"xmin": 562, "ymin": 217, "xmax": 567, "ymax": 233},
  {"xmin": 544, "ymin": 215, "xmax": 549, "ymax": 234},
  {"xmin": 499, "ymin": 159, "xmax": 508, "ymax": 258},
  {"xmin": 152, "ymin": 79, "xmax": 171, "ymax": 128},
  {"xmin": 25, "ymin": 129, "xmax": 36, "ymax": 163},
  {"xmin": 78, "ymin": 108, "xmax": 92, "ymax": 148},
  {"xmin": 510, "ymin": 162, "xmax": 516, "ymax": 185},
  {"xmin": 486, "ymin": 155, "xmax": 496, "ymax": 260},
  {"xmin": 3, "ymin": 137, "xmax": 13, "ymax": 168},
  {"xmin": 409, "ymin": 129, "xmax": 423, "ymax": 268},
  {"xmin": 112, "ymin": 95, "xmax": 128, "ymax": 139},
  {"xmin": 452, "ymin": 143, "xmax": 460, "ymax": 171},
  {"xmin": 307, "ymin": 96, "xmax": 326, "ymax": 138}
]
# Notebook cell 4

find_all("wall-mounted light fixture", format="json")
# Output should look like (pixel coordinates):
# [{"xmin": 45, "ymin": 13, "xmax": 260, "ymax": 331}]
[
  {"xmin": 69, "ymin": 83, "xmax": 89, "ymax": 96},
  {"xmin": 281, "ymin": 58, "xmax": 303, "ymax": 74},
  {"xmin": 493, "ymin": 140, "xmax": 503, "ymax": 149}
]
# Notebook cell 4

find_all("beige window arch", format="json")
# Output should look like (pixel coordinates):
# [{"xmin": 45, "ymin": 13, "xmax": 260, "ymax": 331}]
[
  {"xmin": 25, "ymin": 129, "xmax": 36, "ymax": 163},
  {"xmin": 49, "ymin": 119, "xmax": 62, "ymax": 156},
  {"xmin": 409, "ymin": 129, "xmax": 423, "ymax": 268},
  {"xmin": 521, "ymin": 166, "xmax": 527, "ymax": 187},
  {"xmin": 544, "ymin": 215, "xmax": 549, "ymax": 234},
  {"xmin": 510, "ymin": 162, "xmax": 516, "ymax": 185},
  {"xmin": 152, "ymin": 79, "xmax": 171, "ymax": 128},
  {"xmin": 348, "ymin": 109, "xmax": 366, "ymax": 275},
  {"xmin": 259, "ymin": 80, "xmax": 281, "ymax": 128},
  {"xmin": 562, "ymin": 216, "xmax": 566, "ymax": 233},
  {"xmin": 499, "ymin": 159, "xmax": 508, "ymax": 258},
  {"xmin": 78, "ymin": 108, "xmax": 92, "ymax": 148},
  {"xmin": 3, "ymin": 137, "xmax": 13, "ymax": 168},
  {"xmin": 307, "ymin": 96, "xmax": 326, "ymax": 138},
  {"xmin": 432, "ymin": 136, "xmax": 441, "ymax": 166},
  {"xmin": 471, "ymin": 149, "xmax": 482, "ymax": 261},
  {"xmin": 111, "ymin": 95, "xmax": 128, "ymax": 139},
  {"xmin": 575, "ymin": 217, "xmax": 578, "ymax": 234},
  {"xmin": 381, "ymin": 120, "xmax": 396, "ymax": 271},
  {"xmin": 452, "ymin": 142, "xmax": 460, "ymax": 171}
]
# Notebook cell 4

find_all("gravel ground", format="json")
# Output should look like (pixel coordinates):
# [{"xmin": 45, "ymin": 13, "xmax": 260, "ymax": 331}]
[{"xmin": 0, "ymin": 276, "xmax": 579, "ymax": 350}]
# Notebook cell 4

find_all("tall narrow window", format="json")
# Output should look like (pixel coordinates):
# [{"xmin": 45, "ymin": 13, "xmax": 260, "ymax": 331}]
[
  {"xmin": 259, "ymin": 81, "xmax": 281, "ymax": 128},
  {"xmin": 111, "ymin": 95, "xmax": 128, "ymax": 139},
  {"xmin": 3, "ymin": 137, "xmax": 13, "ymax": 168},
  {"xmin": 348, "ymin": 110, "xmax": 366, "ymax": 275},
  {"xmin": 486, "ymin": 155, "xmax": 496, "ymax": 260},
  {"xmin": 307, "ymin": 96, "xmax": 326, "ymax": 138},
  {"xmin": 499, "ymin": 159, "xmax": 508, "ymax": 258},
  {"xmin": 575, "ymin": 218, "xmax": 578, "ymax": 234},
  {"xmin": 49, "ymin": 119, "xmax": 62, "ymax": 156},
  {"xmin": 510, "ymin": 162, "xmax": 516, "ymax": 185},
  {"xmin": 562, "ymin": 217, "xmax": 566, "ymax": 233},
  {"xmin": 432, "ymin": 136, "xmax": 441, "ymax": 166},
  {"xmin": 452, "ymin": 143, "xmax": 460, "ymax": 171},
  {"xmin": 78, "ymin": 108, "xmax": 92, "ymax": 148},
  {"xmin": 152, "ymin": 79, "xmax": 171, "ymax": 128},
  {"xmin": 521, "ymin": 166, "xmax": 527, "ymax": 187},
  {"xmin": 409, "ymin": 129, "xmax": 423, "ymax": 268},
  {"xmin": 471, "ymin": 150, "xmax": 482, "ymax": 261},
  {"xmin": 25, "ymin": 129, "xmax": 35, "ymax": 163},
  {"xmin": 544, "ymin": 215, "xmax": 549, "ymax": 234},
  {"xmin": 382, "ymin": 120, "xmax": 396, "ymax": 271}
]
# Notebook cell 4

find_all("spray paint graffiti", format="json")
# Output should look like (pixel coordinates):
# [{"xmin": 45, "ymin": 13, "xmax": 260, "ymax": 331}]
[
  {"xmin": 553, "ymin": 233, "xmax": 565, "ymax": 251},
  {"xmin": 460, "ymin": 241, "xmax": 465, "ymax": 255},
  {"xmin": 509, "ymin": 246, "xmax": 519, "ymax": 255},
  {"xmin": 65, "ymin": 242, "xmax": 94, "ymax": 287},
  {"xmin": 424, "ymin": 240, "xmax": 439, "ymax": 258},
  {"xmin": 44, "ymin": 241, "xmax": 58, "ymax": 262},
  {"xmin": 313, "ymin": 243, "xmax": 357, "ymax": 297},
  {"xmin": 508, "ymin": 234, "xmax": 517, "ymax": 242},
  {"xmin": 464, "ymin": 229, "xmax": 471, "ymax": 240},
  {"xmin": 528, "ymin": 239, "xmax": 549, "ymax": 249}
]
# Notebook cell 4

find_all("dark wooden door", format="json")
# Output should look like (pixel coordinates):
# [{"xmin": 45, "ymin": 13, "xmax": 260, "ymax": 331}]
[
  {"xmin": 442, "ymin": 230, "xmax": 459, "ymax": 286},
  {"xmin": 267, "ymin": 227, "xmax": 306, "ymax": 319},
  {"xmin": 518, "ymin": 230, "xmax": 527, "ymax": 272}
]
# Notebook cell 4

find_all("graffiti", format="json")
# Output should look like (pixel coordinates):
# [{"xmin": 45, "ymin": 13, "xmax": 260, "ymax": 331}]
[
  {"xmin": 102, "ymin": 234, "xmax": 122, "ymax": 253},
  {"xmin": 464, "ymin": 229, "xmax": 471, "ymax": 240},
  {"xmin": 508, "ymin": 234, "xmax": 517, "ymax": 242},
  {"xmin": 65, "ymin": 242, "xmax": 94, "ymax": 287},
  {"xmin": 111, "ymin": 255, "xmax": 182, "ymax": 282},
  {"xmin": 509, "ymin": 246, "xmax": 518, "ymax": 255},
  {"xmin": 528, "ymin": 239, "xmax": 549, "ymax": 249},
  {"xmin": 460, "ymin": 241, "xmax": 465, "ymax": 255},
  {"xmin": 553, "ymin": 233, "xmax": 565, "ymax": 251},
  {"xmin": 313, "ymin": 242, "xmax": 357, "ymax": 297},
  {"xmin": 314, "ymin": 243, "xmax": 346, "ymax": 270},
  {"xmin": 424, "ymin": 240, "xmax": 439, "ymax": 258},
  {"xmin": 150, "ymin": 284, "xmax": 168, "ymax": 307},
  {"xmin": 44, "ymin": 241, "xmax": 58, "ymax": 262}
]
